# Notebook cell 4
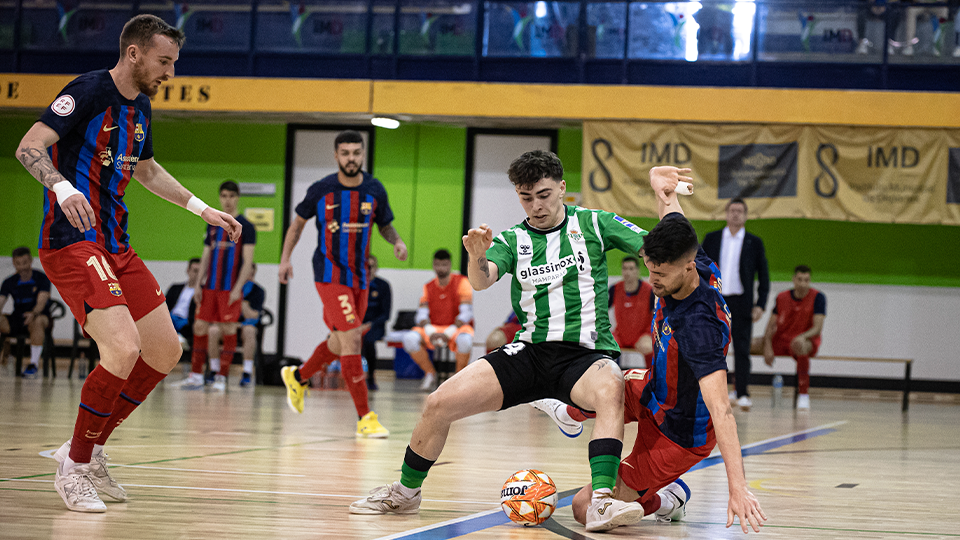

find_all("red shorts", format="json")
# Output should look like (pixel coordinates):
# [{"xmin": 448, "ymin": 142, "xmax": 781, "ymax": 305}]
[
  {"xmin": 197, "ymin": 289, "xmax": 242, "ymax": 323},
  {"xmin": 316, "ymin": 282, "xmax": 368, "ymax": 332},
  {"xmin": 619, "ymin": 369, "xmax": 714, "ymax": 504},
  {"xmin": 773, "ymin": 335, "xmax": 821, "ymax": 358},
  {"xmin": 39, "ymin": 242, "xmax": 164, "ymax": 329}
]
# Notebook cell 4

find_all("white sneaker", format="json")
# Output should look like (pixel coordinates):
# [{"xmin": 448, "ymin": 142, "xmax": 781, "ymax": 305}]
[
  {"xmin": 737, "ymin": 395, "xmax": 752, "ymax": 411},
  {"xmin": 856, "ymin": 38, "xmax": 871, "ymax": 54},
  {"xmin": 419, "ymin": 372, "xmax": 436, "ymax": 391},
  {"xmin": 902, "ymin": 44, "xmax": 914, "ymax": 56},
  {"xmin": 349, "ymin": 481, "xmax": 421, "ymax": 514},
  {"xmin": 796, "ymin": 393, "xmax": 811, "ymax": 410},
  {"xmin": 585, "ymin": 490, "xmax": 645, "ymax": 532},
  {"xmin": 173, "ymin": 373, "xmax": 204, "ymax": 389},
  {"xmin": 55, "ymin": 462, "xmax": 107, "ymax": 512},
  {"xmin": 728, "ymin": 390, "xmax": 737, "ymax": 403},
  {"xmin": 54, "ymin": 440, "xmax": 128, "ymax": 502},
  {"xmin": 530, "ymin": 398, "xmax": 582, "ymax": 438},
  {"xmin": 655, "ymin": 480, "xmax": 690, "ymax": 522},
  {"xmin": 212, "ymin": 374, "xmax": 227, "ymax": 391},
  {"xmin": 952, "ymin": 47, "xmax": 960, "ymax": 58}
]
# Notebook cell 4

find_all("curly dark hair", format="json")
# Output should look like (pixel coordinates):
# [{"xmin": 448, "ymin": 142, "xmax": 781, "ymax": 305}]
[
  {"xmin": 507, "ymin": 150, "xmax": 564, "ymax": 189},
  {"xmin": 642, "ymin": 213, "xmax": 699, "ymax": 266}
]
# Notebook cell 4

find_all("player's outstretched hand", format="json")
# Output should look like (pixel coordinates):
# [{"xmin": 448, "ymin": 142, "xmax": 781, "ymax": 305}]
[
  {"xmin": 201, "ymin": 208, "xmax": 242, "ymax": 243},
  {"xmin": 60, "ymin": 192, "xmax": 97, "ymax": 233},
  {"xmin": 278, "ymin": 261, "xmax": 293, "ymax": 284},
  {"xmin": 649, "ymin": 166, "xmax": 694, "ymax": 204},
  {"xmin": 394, "ymin": 240, "xmax": 408, "ymax": 262},
  {"xmin": 462, "ymin": 224, "xmax": 493, "ymax": 257},
  {"xmin": 727, "ymin": 486, "xmax": 766, "ymax": 533}
]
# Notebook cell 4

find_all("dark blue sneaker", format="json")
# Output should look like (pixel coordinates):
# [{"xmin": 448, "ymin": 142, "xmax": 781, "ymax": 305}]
[
  {"xmin": 204, "ymin": 370, "xmax": 216, "ymax": 385},
  {"xmin": 239, "ymin": 372, "xmax": 252, "ymax": 387},
  {"xmin": 21, "ymin": 364, "xmax": 39, "ymax": 379}
]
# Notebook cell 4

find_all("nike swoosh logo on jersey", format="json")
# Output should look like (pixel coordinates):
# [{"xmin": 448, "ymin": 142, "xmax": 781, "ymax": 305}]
[
  {"xmin": 103, "ymin": 125, "xmax": 119, "ymax": 132},
  {"xmin": 326, "ymin": 204, "xmax": 339, "ymax": 210}
]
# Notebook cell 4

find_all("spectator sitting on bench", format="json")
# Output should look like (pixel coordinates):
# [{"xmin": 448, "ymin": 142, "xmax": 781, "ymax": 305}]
[
  {"xmin": 209, "ymin": 263, "xmax": 265, "ymax": 388},
  {"xmin": 0, "ymin": 247, "xmax": 52, "ymax": 378},
  {"xmin": 402, "ymin": 249, "xmax": 474, "ymax": 391},
  {"xmin": 165, "ymin": 257, "xmax": 200, "ymax": 348},
  {"xmin": 485, "ymin": 312, "xmax": 522, "ymax": 353},
  {"xmin": 609, "ymin": 256, "xmax": 655, "ymax": 368},
  {"xmin": 753, "ymin": 264, "xmax": 826, "ymax": 411},
  {"xmin": 361, "ymin": 255, "xmax": 391, "ymax": 391}
]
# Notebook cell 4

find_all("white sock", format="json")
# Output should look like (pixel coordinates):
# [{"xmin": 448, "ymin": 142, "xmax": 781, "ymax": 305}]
[
  {"xmin": 592, "ymin": 487, "xmax": 613, "ymax": 499},
  {"xmin": 209, "ymin": 358, "xmax": 220, "ymax": 372},
  {"xmin": 655, "ymin": 492, "xmax": 672, "ymax": 515},
  {"xmin": 61, "ymin": 455, "xmax": 78, "ymax": 474},
  {"xmin": 397, "ymin": 483, "xmax": 420, "ymax": 498},
  {"xmin": 30, "ymin": 345, "xmax": 42, "ymax": 366},
  {"xmin": 93, "ymin": 443, "xmax": 104, "ymax": 456},
  {"xmin": 242, "ymin": 359, "xmax": 254, "ymax": 373}
]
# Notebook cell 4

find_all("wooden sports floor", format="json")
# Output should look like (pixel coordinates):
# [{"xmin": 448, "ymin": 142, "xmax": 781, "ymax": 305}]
[{"xmin": 1, "ymin": 365, "xmax": 959, "ymax": 540}]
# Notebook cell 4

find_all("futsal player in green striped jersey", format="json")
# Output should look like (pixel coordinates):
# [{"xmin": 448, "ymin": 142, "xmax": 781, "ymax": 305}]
[{"xmin": 351, "ymin": 150, "xmax": 671, "ymax": 532}]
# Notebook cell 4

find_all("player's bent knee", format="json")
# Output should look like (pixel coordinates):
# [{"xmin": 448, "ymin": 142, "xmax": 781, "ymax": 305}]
[
  {"xmin": 572, "ymin": 485, "xmax": 592, "ymax": 524},
  {"xmin": 455, "ymin": 332, "xmax": 472, "ymax": 352},
  {"xmin": 402, "ymin": 330, "xmax": 422, "ymax": 353}
]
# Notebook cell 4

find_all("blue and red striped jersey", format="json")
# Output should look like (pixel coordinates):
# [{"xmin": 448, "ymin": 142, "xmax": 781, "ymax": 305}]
[
  {"xmin": 37, "ymin": 70, "xmax": 154, "ymax": 254},
  {"xmin": 295, "ymin": 172, "xmax": 394, "ymax": 290},
  {"xmin": 203, "ymin": 214, "xmax": 256, "ymax": 292},
  {"xmin": 640, "ymin": 244, "xmax": 732, "ymax": 450}
]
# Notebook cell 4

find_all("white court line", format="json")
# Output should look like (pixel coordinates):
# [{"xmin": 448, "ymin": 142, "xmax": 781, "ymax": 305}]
[
  {"xmin": 705, "ymin": 420, "xmax": 848, "ymax": 458},
  {"xmin": 107, "ymin": 465, "xmax": 307, "ymax": 477},
  {"xmin": 373, "ymin": 509, "xmax": 504, "ymax": 540},
  {"xmin": 0, "ymin": 478, "xmax": 496, "ymax": 506}
]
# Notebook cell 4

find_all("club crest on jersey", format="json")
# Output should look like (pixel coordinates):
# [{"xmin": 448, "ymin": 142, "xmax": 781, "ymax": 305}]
[
  {"xmin": 108, "ymin": 282, "xmax": 123, "ymax": 297},
  {"xmin": 345, "ymin": 313, "xmax": 356, "ymax": 323},
  {"xmin": 613, "ymin": 215, "xmax": 644, "ymax": 234},
  {"xmin": 360, "ymin": 202, "xmax": 373, "ymax": 215},
  {"xmin": 99, "ymin": 148, "xmax": 113, "ymax": 166},
  {"xmin": 568, "ymin": 229, "xmax": 584, "ymax": 242},
  {"xmin": 327, "ymin": 221, "xmax": 340, "ymax": 233},
  {"xmin": 134, "ymin": 123, "xmax": 145, "ymax": 142}
]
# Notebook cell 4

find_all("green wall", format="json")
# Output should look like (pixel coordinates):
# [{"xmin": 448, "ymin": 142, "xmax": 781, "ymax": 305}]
[
  {"xmin": 3, "ymin": 117, "xmax": 956, "ymax": 287},
  {"xmin": 1, "ymin": 116, "xmax": 286, "ymax": 263}
]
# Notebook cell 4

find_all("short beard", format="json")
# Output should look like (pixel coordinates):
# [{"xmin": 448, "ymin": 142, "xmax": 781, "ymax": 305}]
[
  {"xmin": 132, "ymin": 61, "xmax": 158, "ymax": 97},
  {"xmin": 436, "ymin": 270, "xmax": 450, "ymax": 280},
  {"xmin": 339, "ymin": 163, "xmax": 361, "ymax": 178}
]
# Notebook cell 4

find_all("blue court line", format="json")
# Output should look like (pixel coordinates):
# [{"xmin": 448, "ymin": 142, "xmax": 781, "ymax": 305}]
[{"xmin": 374, "ymin": 421, "xmax": 844, "ymax": 540}]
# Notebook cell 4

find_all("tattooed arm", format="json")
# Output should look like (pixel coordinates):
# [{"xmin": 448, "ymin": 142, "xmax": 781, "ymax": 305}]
[
  {"xmin": 462, "ymin": 224, "xmax": 499, "ymax": 291},
  {"xmin": 378, "ymin": 223, "xmax": 408, "ymax": 261},
  {"xmin": 17, "ymin": 122, "xmax": 96, "ymax": 232}
]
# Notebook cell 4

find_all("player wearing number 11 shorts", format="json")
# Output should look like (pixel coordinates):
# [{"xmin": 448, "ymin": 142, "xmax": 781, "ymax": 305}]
[{"xmin": 16, "ymin": 14, "xmax": 241, "ymax": 513}]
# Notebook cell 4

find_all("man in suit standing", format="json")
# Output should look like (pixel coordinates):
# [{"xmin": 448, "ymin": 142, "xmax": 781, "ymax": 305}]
[
  {"xmin": 703, "ymin": 198, "xmax": 769, "ymax": 411},
  {"xmin": 166, "ymin": 258, "xmax": 201, "ymax": 346}
]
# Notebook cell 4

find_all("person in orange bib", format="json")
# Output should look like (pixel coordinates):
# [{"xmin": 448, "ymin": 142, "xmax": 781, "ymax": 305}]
[{"xmin": 402, "ymin": 249, "xmax": 474, "ymax": 390}]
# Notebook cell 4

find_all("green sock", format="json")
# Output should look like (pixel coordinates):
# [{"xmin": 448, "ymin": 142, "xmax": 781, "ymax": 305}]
[
  {"xmin": 400, "ymin": 462, "xmax": 429, "ymax": 490},
  {"xmin": 589, "ymin": 455, "xmax": 620, "ymax": 491}
]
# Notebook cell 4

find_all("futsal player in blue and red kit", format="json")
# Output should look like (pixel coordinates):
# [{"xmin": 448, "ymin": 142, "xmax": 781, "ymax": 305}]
[
  {"xmin": 536, "ymin": 167, "xmax": 766, "ymax": 534},
  {"xmin": 278, "ymin": 131, "xmax": 408, "ymax": 438},
  {"xmin": 178, "ymin": 181, "xmax": 256, "ymax": 390},
  {"xmin": 16, "ymin": 15, "xmax": 241, "ymax": 513}
]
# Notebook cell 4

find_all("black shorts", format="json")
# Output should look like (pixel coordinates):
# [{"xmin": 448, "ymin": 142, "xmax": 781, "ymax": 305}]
[
  {"xmin": 484, "ymin": 341, "xmax": 616, "ymax": 411},
  {"xmin": 3, "ymin": 312, "xmax": 29, "ymax": 336}
]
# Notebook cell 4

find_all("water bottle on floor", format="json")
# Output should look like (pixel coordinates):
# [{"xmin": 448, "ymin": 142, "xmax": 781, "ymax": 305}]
[{"xmin": 772, "ymin": 374, "xmax": 783, "ymax": 408}]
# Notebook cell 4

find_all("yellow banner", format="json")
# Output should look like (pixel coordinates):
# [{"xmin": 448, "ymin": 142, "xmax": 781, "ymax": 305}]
[
  {"xmin": 582, "ymin": 121, "xmax": 960, "ymax": 225},
  {"xmin": 0, "ymin": 73, "xmax": 369, "ymax": 113}
]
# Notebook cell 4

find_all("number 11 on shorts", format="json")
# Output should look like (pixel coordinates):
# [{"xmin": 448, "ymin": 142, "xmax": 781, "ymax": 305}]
[{"xmin": 86, "ymin": 255, "xmax": 117, "ymax": 281}]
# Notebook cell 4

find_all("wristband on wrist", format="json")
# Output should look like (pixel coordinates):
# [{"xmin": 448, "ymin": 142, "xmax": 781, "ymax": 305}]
[
  {"xmin": 51, "ymin": 181, "xmax": 82, "ymax": 203},
  {"xmin": 187, "ymin": 196, "xmax": 209, "ymax": 216}
]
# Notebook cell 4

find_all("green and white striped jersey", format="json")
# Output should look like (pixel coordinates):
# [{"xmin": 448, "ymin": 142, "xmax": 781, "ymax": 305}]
[{"xmin": 485, "ymin": 205, "xmax": 648, "ymax": 352}]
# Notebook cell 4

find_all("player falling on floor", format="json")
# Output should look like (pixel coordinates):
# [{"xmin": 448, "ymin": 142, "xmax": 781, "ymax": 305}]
[
  {"xmin": 278, "ymin": 130, "xmax": 408, "ymax": 438},
  {"xmin": 533, "ymin": 166, "xmax": 766, "ymax": 534},
  {"xmin": 350, "ymin": 150, "xmax": 655, "ymax": 532},
  {"xmin": 15, "ymin": 14, "xmax": 241, "ymax": 512},
  {"xmin": 178, "ymin": 180, "xmax": 256, "ymax": 390}
]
